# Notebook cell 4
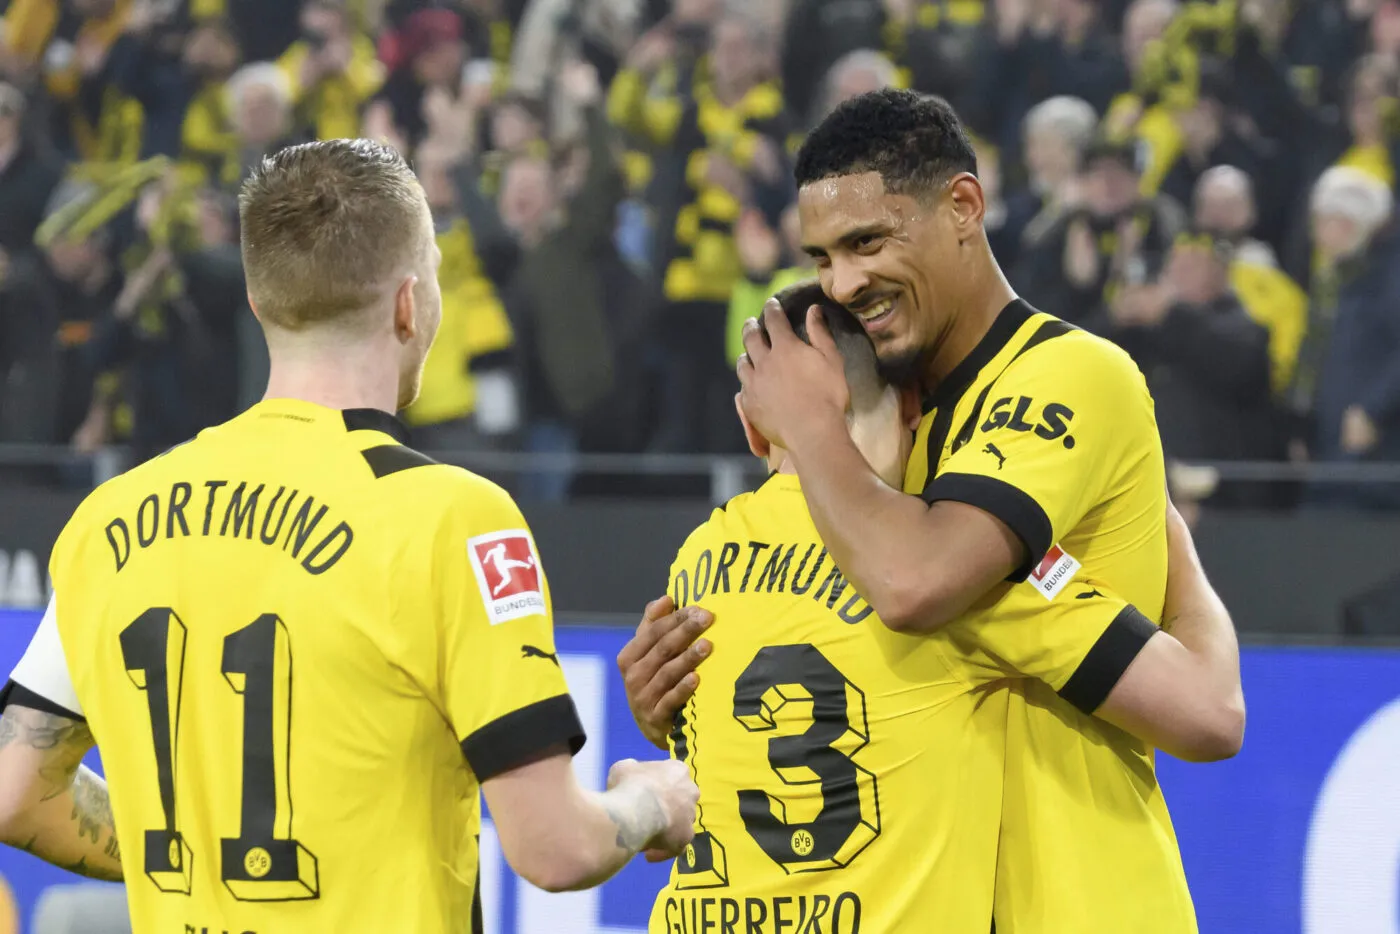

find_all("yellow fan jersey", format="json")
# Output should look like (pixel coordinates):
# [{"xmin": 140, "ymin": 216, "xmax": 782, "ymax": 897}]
[
  {"xmin": 40, "ymin": 399, "xmax": 585, "ymax": 934},
  {"xmin": 905, "ymin": 299, "xmax": 1195, "ymax": 933},
  {"xmin": 647, "ymin": 472, "xmax": 1149, "ymax": 934}
]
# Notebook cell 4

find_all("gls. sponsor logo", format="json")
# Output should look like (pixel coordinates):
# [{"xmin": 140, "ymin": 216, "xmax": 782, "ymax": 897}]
[{"xmin": 980, "ymin": 396, "xmax": 1077, "ymax": 449}]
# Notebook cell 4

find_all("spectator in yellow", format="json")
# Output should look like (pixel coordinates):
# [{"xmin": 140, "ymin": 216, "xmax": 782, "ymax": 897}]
[
  {"xmin": 1333, "ymin": 54, "xmax": 1397, "ymax": 189},
  {"xmin": 1101, "ymin": 0, "xmax": 1181, "ymax": 195},
  {"xmin": 610, "ymin": 11, "xmax": 790, "ymax": 453},
  {"xmin": 1192, "ymin": 165, "xmax": 1307, "ymax": 395},
  {"xmin": 279, "ymin": 0, "xmax": 385, "ymax": 142},
  {"xmin": 43, "ymin": 0, "xmax": 144, "ymax": 164},
  {"xmin": 726, "ymin": 204, "xmax": 811, "ymax": 366},
  {"xmin": 403, "ymin": 142, "xmax": 517, "ymax": 452}
]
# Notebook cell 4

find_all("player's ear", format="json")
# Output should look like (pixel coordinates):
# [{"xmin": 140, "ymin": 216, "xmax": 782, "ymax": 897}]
[
  {"xmin": 393, "ymin": 274, "xmax": 418, "ymax": 342},
  {"xmin": 899, "ymin": 384, "xmax": 921, "ymax": 431},
  {"xmin": 735, "ymin": 393, "xmax": 770, "ymax": 460},
  {"xmin": 948, "ymin": 173, "xmax": 985, "ymax": 231}
]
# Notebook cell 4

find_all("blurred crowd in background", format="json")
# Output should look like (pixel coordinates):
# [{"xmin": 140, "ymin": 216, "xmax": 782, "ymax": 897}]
[{"xmin": 1, "ymin": 0, "xmax": 1400, "ymax": 510}]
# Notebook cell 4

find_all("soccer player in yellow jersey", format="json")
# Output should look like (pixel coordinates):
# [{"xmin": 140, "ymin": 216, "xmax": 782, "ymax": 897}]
[
  {"xmin": 0, "ymin": 139, "xmax": 698, "ymax": 934},
  {"xmin": 624, "ymin": 91, "xmax": 1244, "ymax": 932},
  {"xmin": 731, "ymin": 90, "xmax": 1243, "ymax": 933},
  {"xmin": 626, "ymin": 282, "xmax": 1241, "ymax": 934}
]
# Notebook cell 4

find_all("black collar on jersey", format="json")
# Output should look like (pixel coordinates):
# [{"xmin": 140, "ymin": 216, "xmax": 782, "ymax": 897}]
[
  {"xmin": 921, "ymin": 299, "xmax": 1035, "ymax": 416},
  {"xmin": 342, "ymin": 408, "xmax": 411, "ymax": 445}
]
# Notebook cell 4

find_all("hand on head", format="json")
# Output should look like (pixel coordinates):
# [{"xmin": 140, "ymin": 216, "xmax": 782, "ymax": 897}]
[{"xmin": 735, "ymin": 300, "xmax": 850, "ymax": 454}]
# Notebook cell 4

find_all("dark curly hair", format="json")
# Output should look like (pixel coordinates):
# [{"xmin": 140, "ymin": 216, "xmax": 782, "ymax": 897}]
[{"xmin": 794, "ymin": 88, "xmax": 978, "ymax": 197}]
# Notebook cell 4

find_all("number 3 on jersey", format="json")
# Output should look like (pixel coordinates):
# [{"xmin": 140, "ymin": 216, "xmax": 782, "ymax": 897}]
[
  {"xmin": 676, "ymin": 642, "xmax": 881, "ymax": 886},
  {"xmin": 735, "ymin": 644, "xmax": 880, "ymax": 873},
  {"xmin": 121, "ymin": 608, "xmax": 320, "ymax": 902}
]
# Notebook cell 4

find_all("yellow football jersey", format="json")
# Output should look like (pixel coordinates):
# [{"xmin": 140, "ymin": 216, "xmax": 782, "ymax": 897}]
[
  {"xmin": 42, "ymin": 399, "xmax": 585, "ymax": 934},
  {"xmin": 904, "ymin": 299, "xmax": 1195, "ymax": 933},
  {"xmin": 648, "ymin": 472, "xmax": 1010, "ymax": 933}
]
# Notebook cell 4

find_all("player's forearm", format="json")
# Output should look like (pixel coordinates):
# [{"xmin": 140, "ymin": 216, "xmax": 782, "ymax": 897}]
[
  {"xmin": 519, "ymin": 780, "xmax": 667, "ymax": 892},
  {"xmin": 576, "ymin": 781, "xmax": 670, "ymax": 885},
  {"xmin": 1097, "ymin": 512, "xmax": 1245, "ymax": 761},
  {"xmin": 786, "ymin": 421, "xmax": 981, "ymax": 631},
  {"xmin": 1161, "ymin": 509, "xmax": 1245, "ymax": 741},
  {"xmin": 485, "ymin": 751, "xmax": 669, "ymax": 893},
  {"xmin": 2, "ymin": 766, "xmax": 122, "ymax": 882},
  {"xmin": 0, "ymin": 706, "xmax": 121, "ymax": 881}
]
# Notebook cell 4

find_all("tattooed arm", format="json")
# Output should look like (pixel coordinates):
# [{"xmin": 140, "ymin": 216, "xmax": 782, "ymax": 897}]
[
  {"xmin": 0, "ymin": 704, "xmax": 121, "ymax": 881},
  {"xmin": 481, "ymin": 745, "xmax": 697, "ymax": 892}
]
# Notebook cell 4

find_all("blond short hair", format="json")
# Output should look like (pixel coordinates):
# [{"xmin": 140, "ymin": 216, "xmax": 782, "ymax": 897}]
[{"xmin": 239, "ymin": 139, "xmax": 426, "ymax": 330}]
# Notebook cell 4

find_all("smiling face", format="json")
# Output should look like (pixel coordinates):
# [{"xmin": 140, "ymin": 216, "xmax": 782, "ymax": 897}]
[{"xmin": 798, "ymin": 171, "xmax": 967, "ymax": 380}]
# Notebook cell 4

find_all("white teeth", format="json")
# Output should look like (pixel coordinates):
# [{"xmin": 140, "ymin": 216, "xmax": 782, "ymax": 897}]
[{"xmin": 858, "ymin": 299, "xmax": 894, "ymax": 321}]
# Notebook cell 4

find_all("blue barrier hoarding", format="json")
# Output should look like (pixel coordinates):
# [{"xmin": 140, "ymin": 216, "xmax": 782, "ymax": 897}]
[{"xmin": 0, "ymin": 610, "xmax": 1395, "ymax": 933}]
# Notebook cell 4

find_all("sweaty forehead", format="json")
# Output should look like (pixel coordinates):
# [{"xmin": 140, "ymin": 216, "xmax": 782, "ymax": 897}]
[{"xmin": 798, "ymin": 172, "xmax": 909, "ymax": 247}]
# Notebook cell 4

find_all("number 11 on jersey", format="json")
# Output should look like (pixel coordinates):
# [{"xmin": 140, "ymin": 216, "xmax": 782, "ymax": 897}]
[{"xmin": 121, "ymin": 607, "xmax": 320, "ymax": 902}]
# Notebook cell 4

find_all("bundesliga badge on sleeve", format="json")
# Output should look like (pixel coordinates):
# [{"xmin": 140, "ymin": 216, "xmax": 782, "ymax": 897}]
[
  {"xmin": 468, "ymin": 530, "xmax": 546, "ymax": 623},
  {"xmin": 1029, "ymin": 544, "xmax": 1081, "ymax": 601}
]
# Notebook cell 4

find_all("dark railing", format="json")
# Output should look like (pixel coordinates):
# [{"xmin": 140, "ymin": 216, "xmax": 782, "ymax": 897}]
[{"xmin": 6, "ymin": 443, "xmax": 1400, "ymax": 503}]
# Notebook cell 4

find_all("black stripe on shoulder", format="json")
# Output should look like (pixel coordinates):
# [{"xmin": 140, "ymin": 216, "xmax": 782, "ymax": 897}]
[
  {"xmin": 922, "ymin": 472, "xmax": 1052, "ymax": 581},
  {"xmin": 461, "ymin": 694, "xmax": 587, "ymax": 781},
  {"xmin": 0, "ymin": 680, "xmax": 85, "ymax": 722},
  {"xmin": 1013, "ymin": 317, "xmax": 1077, "ymax": 360},
  {"xmin": 343, "ymin": 408, "xmax": 412, "ymax": 444},
  {"xmin": 1057, "ymin": 606, "xmax": 1159, "ymax": 714},
  {"xmin": 360, "ymin": 443, "xmax": 440, "ymax": 479}
]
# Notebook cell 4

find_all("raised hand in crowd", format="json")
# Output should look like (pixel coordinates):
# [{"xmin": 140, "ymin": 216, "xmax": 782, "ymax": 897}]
[
  {"xmin": 559, "ymin": 59, "xmax": 602, "ymax": 109},
  {"xmin": 748, "ymin": 135, "xmax": 784, "ymax": 186},
  {"xmin": 704, "ymin": 153, "xmax": 751, "ymax": 204},
  {"xmin": 735, "ymin": 209, "xmax": 781, "ymax": 279},
  {"xmin": 626, "ymin": 24, "xmax": 676, "ymax": 75},
  {"xmin": 1063, "ymin": 216, "xmax": 1100, "ymax": 288}
]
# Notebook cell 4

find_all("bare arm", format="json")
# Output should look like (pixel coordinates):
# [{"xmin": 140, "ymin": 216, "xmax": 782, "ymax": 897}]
[
  {"xmin": 786, "ymin": 417, "xmax": 1022, "ymax": 631},
  {"xmin": 1093, "ymin": 506, "xmax": 1245, "ymax": 762},
  {"xmin": 739, "ymin": 304, "xmax": 1023, "ymax": 632},
  {"xmin": 481, "ymin": 747, "xmax": 696, "ymax": 892},
  {"xmin": 0, "ymin": 704, "xmax": 121, "ymax": 881}
]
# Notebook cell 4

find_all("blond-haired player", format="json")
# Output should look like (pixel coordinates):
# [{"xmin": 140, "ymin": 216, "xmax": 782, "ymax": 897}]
[{"xmin": 0, "ymin": 139, "xmax": 697, "ymax": 934}]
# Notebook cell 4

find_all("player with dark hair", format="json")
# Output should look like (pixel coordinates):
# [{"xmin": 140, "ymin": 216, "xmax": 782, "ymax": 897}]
[
  {"xmin": 641, "ymin": 280, "xmax": 1237, "ymax": 931},
  {"xmin": 624, "ymin": 89, "xmax": 1243, "ymax": 933},
  {"xmin": 0, "ymin": 139, "xmax": 698, "ymax": 934}
]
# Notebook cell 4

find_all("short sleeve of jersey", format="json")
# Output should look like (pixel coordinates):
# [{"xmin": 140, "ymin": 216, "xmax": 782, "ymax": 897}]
[
  {"xmin": 924, "ymin": 333, "xmax": 1156, "ymax": 581},
  {"xmin": 436, "ymin": 480, "xmax": 585, "ymax": 781},
  {"xmin": 2, "ymin": 596, "xmax": 85, "ymax": 720},
  {"xmin": 946, "ymin": 580, "xmax": 1159, "ymax": 714}
]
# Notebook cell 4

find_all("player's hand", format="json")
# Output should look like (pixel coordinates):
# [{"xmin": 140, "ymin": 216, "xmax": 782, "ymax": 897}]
[
  {"xmin": 736, "ymin": 300, "xmax": 850, "ymax": 453},
  {"xmin": 607, "ymin": 758, "xmax": 699, "ymax": 857},
  {"xmin": 617, "ymin": 596, "xmax": 713, "ymax": 750}
]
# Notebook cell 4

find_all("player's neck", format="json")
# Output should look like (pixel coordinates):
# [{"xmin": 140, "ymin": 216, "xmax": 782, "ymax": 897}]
[
  {"xmin": 768, "ymin": 454, "xmax": 798, "ymax": 476},
  {"xmin": 922, "ymin": 254, "xmax": 1016, "ymax": 389},
  {"xmin": 263, "ymin": 345, "xmax": 402, "ymax": 416}
]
